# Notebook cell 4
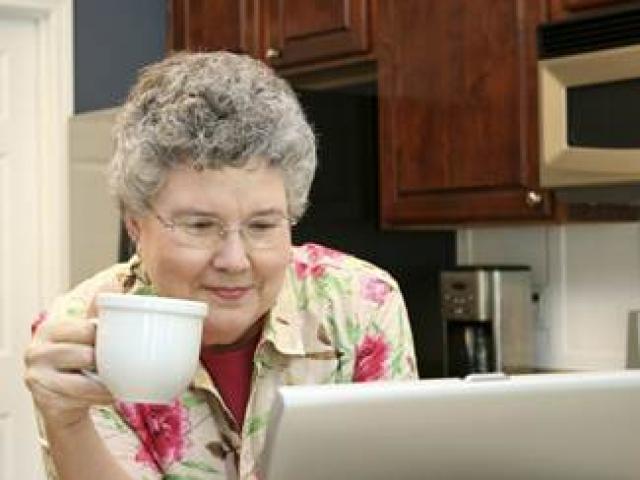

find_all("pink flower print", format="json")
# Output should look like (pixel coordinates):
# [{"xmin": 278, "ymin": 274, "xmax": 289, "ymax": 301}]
[
  {"xmin": 117, "ymin": 400, "xmax": 190, "ymax": 472},
  {"xmin": 361, "ymin": 276, "xmax": 392, "ymax": 306},
  {"xmin": 294, "ymin": 243, "xmax": 344, "ymax": 279},
  {"xmin": 304, "ymin": 243, "xmax": 343, "ymax": 263},
  {"xmin": 31, "ymin": 311, "xmax": 48, "ymax": 336},
  {"xmin": 294, "ymin": 260, "xmax": 326, "ymax": 279},
  {"xmin": 353, "ymin": 333, "xmax": 390, "ymax": 382}
]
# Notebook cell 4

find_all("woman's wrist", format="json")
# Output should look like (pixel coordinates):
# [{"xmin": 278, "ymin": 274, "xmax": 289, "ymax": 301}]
[
  {"xmin": 43, "ymin": 407, "xmax": 134, "ymax": 480},
  {"xmin": 43, "ymin": 407, "xmax": 94, "ymax": 439}
]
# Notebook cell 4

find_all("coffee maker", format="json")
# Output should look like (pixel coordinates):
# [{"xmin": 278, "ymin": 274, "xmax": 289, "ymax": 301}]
[{"xmin": 440, "ymin": 266, "xmax": 535, "ymax": 377}]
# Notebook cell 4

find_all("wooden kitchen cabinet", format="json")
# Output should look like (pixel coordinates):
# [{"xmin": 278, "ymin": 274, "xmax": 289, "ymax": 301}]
[
  {"xmin": 263, "ymin": 0, "xmax": 373, "ymax": 70},
  {"xmin": 167, "ymin": 0, "xmax": 261, "ymax": 55},
  {"xmin": 547, "ymin": 0, "xmax": 639, "ymax": 21},
  {"xmin": 167, "ymin": 0, "xmax": 375, "ymax": 77},
  {"xmin": 168, "ymin": 0, "xmax": 639, "ymax": 226},
  {"xmin": 377, "ymin": 0, "xmax": 556, "ymax": 225}
]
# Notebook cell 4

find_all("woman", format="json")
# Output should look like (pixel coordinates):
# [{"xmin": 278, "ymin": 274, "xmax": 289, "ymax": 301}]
[{"xmin": 24, "ymin": 52, "xmax": 417, "ymax": 480}]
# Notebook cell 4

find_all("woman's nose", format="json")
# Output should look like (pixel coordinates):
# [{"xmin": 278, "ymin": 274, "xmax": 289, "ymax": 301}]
[{"xmin": 211, "ymin": 231, "xmax": 251, "ymax": 272}]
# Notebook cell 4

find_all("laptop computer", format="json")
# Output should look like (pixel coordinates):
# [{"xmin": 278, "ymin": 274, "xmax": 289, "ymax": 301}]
[{"xmin": 263, "ymin": 370, "xmax": 640, "ymax": 480}]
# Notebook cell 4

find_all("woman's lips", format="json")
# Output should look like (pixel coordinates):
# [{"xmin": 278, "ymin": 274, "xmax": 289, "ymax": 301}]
[{"xmin": 205, "ymin": 286, "xmax": 251, "ymax": 301}]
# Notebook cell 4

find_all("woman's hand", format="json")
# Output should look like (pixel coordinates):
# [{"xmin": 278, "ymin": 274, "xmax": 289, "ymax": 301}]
[{"xmin": 23, "ymin": 316, "xmax": 114, "ymax": 431}]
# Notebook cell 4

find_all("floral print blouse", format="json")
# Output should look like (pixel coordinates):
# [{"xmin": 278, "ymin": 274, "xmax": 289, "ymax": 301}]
[{"xmin": 37, "ymin": 243, "xmax": 418, "ymax": 480}]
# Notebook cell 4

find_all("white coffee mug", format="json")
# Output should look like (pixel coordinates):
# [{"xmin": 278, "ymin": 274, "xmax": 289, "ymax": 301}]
[{"xmin": 94, "ymin": 293, "xmax": 208, "ymax": 404}]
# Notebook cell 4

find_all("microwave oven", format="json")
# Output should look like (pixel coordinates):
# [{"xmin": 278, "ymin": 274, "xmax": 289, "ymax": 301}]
[{"xmin": 538, "ymin": 5, "xmax": 640, "ymax": 187}]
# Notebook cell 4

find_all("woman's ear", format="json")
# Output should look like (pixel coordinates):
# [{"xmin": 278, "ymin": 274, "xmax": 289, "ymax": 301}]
[{"xmin": 124, "ymin": 213, "xmax": 140, "ymax": 244}]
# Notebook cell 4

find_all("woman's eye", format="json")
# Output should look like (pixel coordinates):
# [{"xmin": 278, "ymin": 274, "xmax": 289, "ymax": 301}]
[
  {"xmin": 248, "ymin": 220, "xmax": 277, "ymax": 231},
  {"xmin": 180, "ymin": 218, "xmax": 218, "ymax": 233},
  {"xmin": 190, "ymin": 220, "xmax": 214, "ymax": 229}
]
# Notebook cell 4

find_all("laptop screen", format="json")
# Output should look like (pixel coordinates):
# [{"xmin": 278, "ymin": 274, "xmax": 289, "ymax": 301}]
[{"xmin": 263, "ymin": 370, "xmax": 640, "ymax": 480}]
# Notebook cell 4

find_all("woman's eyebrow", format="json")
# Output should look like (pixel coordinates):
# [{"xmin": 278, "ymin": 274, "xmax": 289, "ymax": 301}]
[
  {"xmin": 170, "ymin": 208, "xmax": 219, "ymax": 218},
  {"xmin": 169, "ymin": 207, "xmax": 286, "ymax": 218},
  {"xmin": 250, "ymin": 207, "xmax": 287, "ymax": 217}
]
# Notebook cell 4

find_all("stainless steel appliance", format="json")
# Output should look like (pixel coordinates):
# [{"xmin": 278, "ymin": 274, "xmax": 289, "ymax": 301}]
[{"xmin": 441, "ymin": 266, "xmax": 534, "ymax": 377}]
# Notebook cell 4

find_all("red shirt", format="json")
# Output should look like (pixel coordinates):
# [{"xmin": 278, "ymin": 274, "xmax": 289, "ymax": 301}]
[{"xmin": 199, "ymin": 334, "xmax": 260, "ymax": 429}]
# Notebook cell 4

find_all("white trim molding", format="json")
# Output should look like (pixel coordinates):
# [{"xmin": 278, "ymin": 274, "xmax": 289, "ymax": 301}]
[{"xmin": 0, "ymin": 0, "xmax": 73, "ymax": 303}]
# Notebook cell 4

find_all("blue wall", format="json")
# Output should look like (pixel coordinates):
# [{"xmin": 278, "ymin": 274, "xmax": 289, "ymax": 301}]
[{"xmin": 74, "ymin": 0, "xmax": 166, "ymax": 113}]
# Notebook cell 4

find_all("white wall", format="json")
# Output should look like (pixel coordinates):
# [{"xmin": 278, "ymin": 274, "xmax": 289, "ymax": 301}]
[
  {"xmin": 69, "ymin": 108, "xmax": 121, "ymax": 287},
  {"xmin": 457, "ymin": 223, "xmax": 640, "ymax": 370}
]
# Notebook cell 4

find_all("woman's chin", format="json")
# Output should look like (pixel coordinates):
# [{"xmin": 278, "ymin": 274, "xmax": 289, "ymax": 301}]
[{"xmin": 201, "ymin": 314, "xmax": 257, "ymax": 346}]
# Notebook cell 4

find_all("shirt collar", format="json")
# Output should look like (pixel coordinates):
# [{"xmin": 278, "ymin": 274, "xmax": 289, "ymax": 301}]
[{"xmin": 261, "ymin": 266, "xmax": 336, "ymax": 357}]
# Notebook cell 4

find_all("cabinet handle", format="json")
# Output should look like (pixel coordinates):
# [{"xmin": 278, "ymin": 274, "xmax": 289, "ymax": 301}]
[
  {"xmin": 525, "ymin": 190, "xmax": 543, "ymax": 207},
  {"xmin": 266, "ymin": 48, "xmax": 281, "ymax": 59}
]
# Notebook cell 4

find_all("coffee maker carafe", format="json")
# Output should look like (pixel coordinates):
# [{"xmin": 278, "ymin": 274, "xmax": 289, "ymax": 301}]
[{"xmin": 441, "ymin": 266, "xmax": 534, "ymax": 377}]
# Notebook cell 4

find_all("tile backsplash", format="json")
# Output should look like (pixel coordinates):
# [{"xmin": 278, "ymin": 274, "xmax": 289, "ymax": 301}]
[{"xmin": 457, "ymin": 223, "xmax": 640, "ymax": 370}]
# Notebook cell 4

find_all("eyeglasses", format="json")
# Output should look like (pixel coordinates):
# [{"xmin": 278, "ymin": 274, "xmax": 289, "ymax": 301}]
[{"xmin": 151, "ymin": 209, "xmax": 295, "ymax": 251}]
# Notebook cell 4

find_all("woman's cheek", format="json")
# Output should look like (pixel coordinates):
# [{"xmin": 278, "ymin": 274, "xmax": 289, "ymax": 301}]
[{"xmin": 152, "ymin": 250, "xmax": 211, "ymax": 297}]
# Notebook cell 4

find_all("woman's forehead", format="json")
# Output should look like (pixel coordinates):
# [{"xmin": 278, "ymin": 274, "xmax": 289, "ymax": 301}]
[{"xmin": 153, "ymin": 163, "xmax": 288, "ymax": 213}]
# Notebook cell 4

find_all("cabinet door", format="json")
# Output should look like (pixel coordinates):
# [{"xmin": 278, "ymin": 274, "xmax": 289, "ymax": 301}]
[
  {"xmin": 378, "ymin": 0, "xmax": 554, "ymax": 226},
  {"xmin": 264, "ymin": 0, "xmax": 371, "ymax": 68},
  {"xmin": 167, "ymin": 0, "xmax": 260, "ymax": 55},
  {"xmin": 547, "ymin": 0, "xmax": 639, "ymax": 21}
]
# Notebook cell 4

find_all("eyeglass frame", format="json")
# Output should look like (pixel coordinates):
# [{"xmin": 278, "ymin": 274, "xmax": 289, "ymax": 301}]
[{"xmin": 147, "ymin": 206, "xmax": 297, "ymax": 251}]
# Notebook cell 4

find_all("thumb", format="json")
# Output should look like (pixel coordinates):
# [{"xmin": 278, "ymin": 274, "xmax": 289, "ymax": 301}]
[{"xmin": 86, "ymin": 279, "xmax": 125, "ymax": 318}]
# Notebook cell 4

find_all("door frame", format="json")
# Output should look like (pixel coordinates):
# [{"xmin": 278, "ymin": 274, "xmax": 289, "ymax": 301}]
[{"xmin": 0, "ymin": 0, "xmax": 73, "ymax": 302}]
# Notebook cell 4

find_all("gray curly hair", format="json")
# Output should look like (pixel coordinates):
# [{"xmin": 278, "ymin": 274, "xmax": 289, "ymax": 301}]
[{"xmin": 109, "ymin": 51, "xmax": 317, "ymax": 220}]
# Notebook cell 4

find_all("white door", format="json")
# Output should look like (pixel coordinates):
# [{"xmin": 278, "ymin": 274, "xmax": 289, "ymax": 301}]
[
  {"xmin": 0, "ymin": 14, "xmax": 46, "ymax": 479},
  {"xmin": 0, "ymin": 1, "xmax": 71, "ymax": 476}
]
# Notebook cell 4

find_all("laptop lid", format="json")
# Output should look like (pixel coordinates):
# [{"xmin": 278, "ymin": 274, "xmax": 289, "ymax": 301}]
[{"xmin": 263, "ymin": 370, "xmax": 640, "ymax": 480}]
